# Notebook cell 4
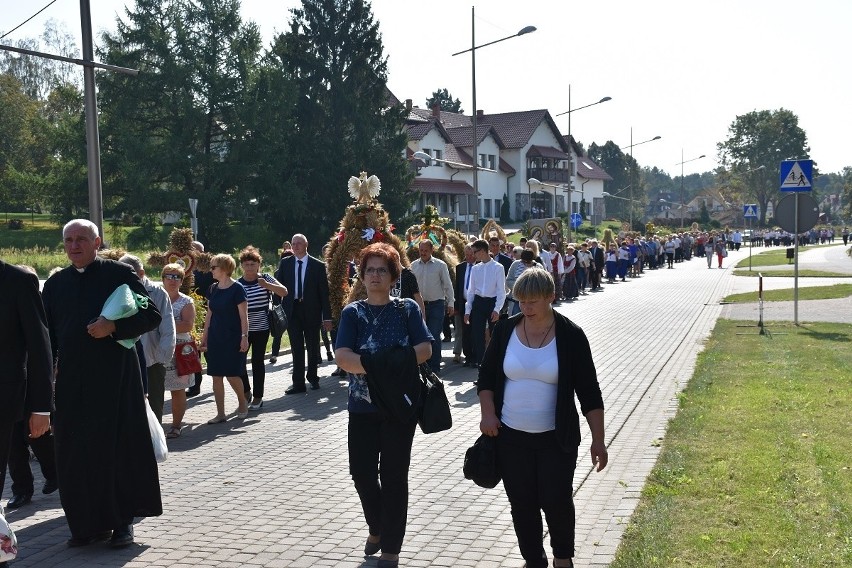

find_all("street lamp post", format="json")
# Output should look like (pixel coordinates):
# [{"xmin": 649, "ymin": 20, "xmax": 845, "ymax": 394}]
[
  {"xmin": 452, "ymin": 7, "xmax": 535, "ymax": 236},
  {"xmin": 676, "ymin": 150, "xmax": 706, "ymax": 229},
  {"xmin": 554, "ymin": 86, "xmax": 611, "ymax": 216},
  {"xmin": 620, "ymin": 129, "xmax": 661, "ymax": 230}
]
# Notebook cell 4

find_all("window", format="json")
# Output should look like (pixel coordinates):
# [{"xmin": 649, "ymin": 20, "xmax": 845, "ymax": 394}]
[
  {"xmin": 434, "ymin": 149, "xmax": 443, "ymax": 166},
  {"xmin": 494, "ymin": 199, "xmax": 502, "ymax": 217},
  {"xmin": 421, "ymin": 148, "xmax": 433, "ymax": 166},
  {"xmin": 479, "ymin": 153, "xmax": 487, "ymax": 168},
  {"xmin": 487, "ymin": 154, "xmax": 496, "ymax": 170},
  {"xmin": 484, "ymin": 199, "xmax": 492, "ymax": 217}
]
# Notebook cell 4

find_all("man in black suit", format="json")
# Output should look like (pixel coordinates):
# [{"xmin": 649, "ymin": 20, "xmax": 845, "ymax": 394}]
[
  {"xmin": 0, "ymin": 261, "xmax": 53, "ymax": 525},
  {"xmin": 453, "ymin": 245, "xmax": 475, "ymax": 366},
  {"xmin": 589, "ymin": 239, "xmax": 605, "ymax": 291},
  {"xmin": 275, "ymin": 233, "xmax": 332, "ymax": 393},
  {"xmin": 488, "ymin": 236, "xmax": 513, "ymax": 275}
]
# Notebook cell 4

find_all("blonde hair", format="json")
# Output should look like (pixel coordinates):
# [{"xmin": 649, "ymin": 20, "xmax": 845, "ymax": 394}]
[
  {"xmin": 513, "ymin": 266, "xmax": 554, "ymax": 302},
  {"xmin": 211, "ymin": 253, "xmax": 236, "ymax": 276},
  {"xmin": 162, "ymin": 262, "xmax": 186, "ymax": 279},
  {"xmin": 524, "ymin": 240, "xmax": 540, "ymax": 257}
]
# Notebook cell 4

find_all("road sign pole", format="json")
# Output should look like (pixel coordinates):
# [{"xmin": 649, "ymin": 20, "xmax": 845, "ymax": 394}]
[
  {"xmin": 748, "ymin": 217, "xmax": 752, "ymax": 271},
  {"xmin": 794, "ymin": 193, "xmax": 799, "ymax": 325}
]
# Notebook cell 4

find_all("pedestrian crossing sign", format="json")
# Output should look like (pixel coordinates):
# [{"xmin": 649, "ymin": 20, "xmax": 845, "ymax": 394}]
[
  {"xmin": 743, "ymin": 204, "xmax": 758, "ymax": 218},
  {"xmin": 779, "ymin": 160, "xmax": 813, "ymax": 192}
]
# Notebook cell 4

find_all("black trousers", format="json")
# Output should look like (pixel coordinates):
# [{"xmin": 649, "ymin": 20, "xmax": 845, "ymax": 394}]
[
  {"xmin": 348, "ymin": 412, "xmax": 416, "ymax": 555},
  {"xmin": 287, "ymin": 302, "xmax": 320, "ymax": 387},
  {"xmin": 239, "ymin": 329, "xmax": 270, "ymax": 398},
  {"xmin": 470, "ymin": 295, "xmax": 496, "ymax": 367},
  {"xmin": 497, "ymin": 426, "xmax": 578, "ymax": 567},
  {"xmin": 8, "ymin": 418, "xmax": 57, "ymax": 496}
]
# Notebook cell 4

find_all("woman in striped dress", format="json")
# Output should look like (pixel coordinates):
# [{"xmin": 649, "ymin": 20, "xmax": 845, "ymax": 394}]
[{"xmin": 238, "ymin": 246, "xmax": 288, "ymax": 410}]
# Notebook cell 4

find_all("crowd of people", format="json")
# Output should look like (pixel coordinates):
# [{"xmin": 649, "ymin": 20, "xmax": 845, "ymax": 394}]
[{"xmin": 20, "ymin": 217, "xmax": 847, "ymax": 566}]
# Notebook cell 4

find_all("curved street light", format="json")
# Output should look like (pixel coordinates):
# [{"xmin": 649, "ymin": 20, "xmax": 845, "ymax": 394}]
[
  {"xmin": 676, "ymin": 151, "xmax": 707, "ymax": 228},
  {"xmin": 451, "ymin": 10, "xmax": 536, "ymax": 235}
]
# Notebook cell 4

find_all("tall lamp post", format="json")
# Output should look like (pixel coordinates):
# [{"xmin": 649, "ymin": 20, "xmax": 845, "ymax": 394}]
[
  {"xmin": 554, "ymin": 87, "xmax": 611, "ymax": 216},
  {"xmin": 676, "ymin": 150, "xmax": 706, "ymax": 228},
  {"xmin": 620, "ymin": 129, "xmax": 661, "ymax": 229},
  {"xmin": 452, "ymin": 7, "xmax": 535, "ymax": 236},
  {"xmin": 528, "ymin": 178, "xmax": 571, "ymax": 242}
]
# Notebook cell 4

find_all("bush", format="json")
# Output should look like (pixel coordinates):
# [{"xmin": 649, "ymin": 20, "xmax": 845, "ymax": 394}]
[{"xmin": 8, "ymin": 219, "xmax": 24, "ymax": 230}]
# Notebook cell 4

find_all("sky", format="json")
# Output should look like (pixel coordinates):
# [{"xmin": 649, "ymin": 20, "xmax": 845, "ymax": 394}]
[{"xmin": 3, "ymin": 0, "xmax": 850, "ymax": 177}]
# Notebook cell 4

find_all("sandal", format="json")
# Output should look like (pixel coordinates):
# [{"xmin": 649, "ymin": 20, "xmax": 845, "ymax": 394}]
[
  {"xmin": 207, "ymin": 415, "xmax": 227, "ymax": 425},
  {"xmin": 166, "ymin": 426, "xmax": 182, "ymax": 439}
]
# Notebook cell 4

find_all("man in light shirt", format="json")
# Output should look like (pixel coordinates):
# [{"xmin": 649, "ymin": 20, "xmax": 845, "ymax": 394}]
[
  {"xmin": 410, "ymin": 241, "xmax": 454, "ymax": 374},
  {"xmin": 464, "ymin": 239, "xmax": 506, "ymax": 368}
]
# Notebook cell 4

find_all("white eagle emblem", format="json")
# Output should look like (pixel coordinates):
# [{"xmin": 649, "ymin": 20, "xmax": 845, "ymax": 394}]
[{"xmin": 348, "ymin": 171, "xmax": 381, "ymax": 204}]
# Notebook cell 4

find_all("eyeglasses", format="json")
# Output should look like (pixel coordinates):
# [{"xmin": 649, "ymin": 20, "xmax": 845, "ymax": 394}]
[
  {"xmin": 163, "ymin": 273, "xmax": 182, "ymax": 280},
  {"xmin": 364, "ymin": 267, "xmax": 389, "ymax": 276}
]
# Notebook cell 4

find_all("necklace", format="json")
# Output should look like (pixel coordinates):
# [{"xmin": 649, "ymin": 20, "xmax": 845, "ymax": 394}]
[
  {"xmin": 523, "ymin": 316, "xmax": 556, "ymax": 349},
  {"xmin": 366, "ymin": 301, "xmax": 391, "ymax": 325}
]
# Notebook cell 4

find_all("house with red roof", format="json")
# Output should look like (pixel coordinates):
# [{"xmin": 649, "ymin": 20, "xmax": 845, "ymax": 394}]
[{"xmin": 405, "ymin": 104, "xmax": 611, "ymax": 233}]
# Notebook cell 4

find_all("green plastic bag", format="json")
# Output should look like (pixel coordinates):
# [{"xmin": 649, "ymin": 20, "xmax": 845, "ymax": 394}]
[{"xmin": 100, "ymin": 284, "xmax": 149, "ymax": 349}]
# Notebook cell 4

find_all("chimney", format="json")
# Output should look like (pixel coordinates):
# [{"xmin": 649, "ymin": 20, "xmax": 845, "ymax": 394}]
[
  {"xmin": 405, "ymin": 99, "xmax": 412, "ymax": 112},
  {"xmin": 431, "ymin": 104, "xmax": 441, "ymax": 118},
  {"xmin": 476, "ymin": 109, "xmax": 484, "ymax": 118}
]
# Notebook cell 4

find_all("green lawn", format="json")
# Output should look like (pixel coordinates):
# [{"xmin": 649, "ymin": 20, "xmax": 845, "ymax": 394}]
[
  {"xmin": 722, "ymin": 283, "xmax": 852, "ymax": 303},
  {"xmin": 733, "ymin": 269, "xmax": 852, "ymax": 278},
  {"xmin": 611, "ymin": 320, "xmax": 852, "ymax": 568}
]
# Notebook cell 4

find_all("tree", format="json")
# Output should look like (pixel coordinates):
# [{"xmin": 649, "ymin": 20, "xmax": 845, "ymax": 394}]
[
  {"xmin": 271, "ymin": 0, "xmax": 414, "ymax": 246},
  {"xmin": 98, "ymin": 0, "xmax": 262, "ymax": 248},
  {"xmin": 425, "ymin": 88, "xmax": 463, "ymax": 113},
  {"xmin": 717, "ymin": 109, "xmax": 810, "ymax": 226}
]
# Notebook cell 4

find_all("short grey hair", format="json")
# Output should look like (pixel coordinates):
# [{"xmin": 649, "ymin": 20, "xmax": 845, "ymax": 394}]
[
  {"xmin": 118, "ymin": 254, "xmax": 144, "ymax": 274},
  {"xmin": 191, "ymin": 240, "xmax": 204, "ymax": 252},
  {"xmin": 513, "ymin": 266, "xmax": 554, "ymax": 302},
  {"xmin": 63, "ymin": 219, "xmax": 99, "ymax": 239}
]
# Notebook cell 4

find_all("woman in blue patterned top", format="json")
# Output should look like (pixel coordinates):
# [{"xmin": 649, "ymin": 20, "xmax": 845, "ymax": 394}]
[{"xmin": 335, "ymin": 243, "xmax": 432, "ymax": 568}]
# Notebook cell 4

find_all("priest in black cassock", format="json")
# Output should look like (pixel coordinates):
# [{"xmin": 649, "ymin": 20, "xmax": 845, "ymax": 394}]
[{"xmin": 41, "ymin": 219, "xmax": 163, "ymax": 548}]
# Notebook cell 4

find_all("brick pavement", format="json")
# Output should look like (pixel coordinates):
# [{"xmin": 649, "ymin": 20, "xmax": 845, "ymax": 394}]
[{"xmin": 4, "ymin": 244, "xmax": 846, "ymax": 567}]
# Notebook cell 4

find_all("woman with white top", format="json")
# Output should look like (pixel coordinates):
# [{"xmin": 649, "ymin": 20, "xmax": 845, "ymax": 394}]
[
  {"xmin": 477, "ymin": 269, "xmax": 607, "ymax": 568},
  {"xmin": 160, "ymin": 263, "xmax": 196, "ymax": 439}
]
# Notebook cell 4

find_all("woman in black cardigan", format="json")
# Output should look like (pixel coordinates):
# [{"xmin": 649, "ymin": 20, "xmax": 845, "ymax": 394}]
[{"xmin": 477, "ymin": 269, "xmax": 608, "ymax": 568}]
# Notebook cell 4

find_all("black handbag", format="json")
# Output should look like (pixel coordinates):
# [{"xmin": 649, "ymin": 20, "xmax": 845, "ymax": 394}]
[
  {"xmin": 268, "ymin": 303, "xmax": 288, "ymax": 338},
  {"xmin": 463, "ymin": 434, "xmax": 500, "ymax": 488},
  {"xmin": 417, "ymin": 364, "xmax": 452, "ymax": 434}
]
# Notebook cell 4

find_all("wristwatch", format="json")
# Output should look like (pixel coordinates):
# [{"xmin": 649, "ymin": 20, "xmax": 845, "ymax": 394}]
[{"xmin": 241, "ymin": 333, "xmax": 248, "ymax": 337}]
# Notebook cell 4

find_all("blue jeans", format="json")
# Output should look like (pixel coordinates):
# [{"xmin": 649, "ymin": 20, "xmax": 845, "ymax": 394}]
[{"xmin": 423, "ymin": 300, "xmax": 445, "ymax": 372}]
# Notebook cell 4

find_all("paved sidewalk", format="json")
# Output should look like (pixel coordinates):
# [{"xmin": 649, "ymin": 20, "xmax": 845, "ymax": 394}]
[{"xmin": 4, "ymin": 245, "xmax": 848, "ymax": 567}]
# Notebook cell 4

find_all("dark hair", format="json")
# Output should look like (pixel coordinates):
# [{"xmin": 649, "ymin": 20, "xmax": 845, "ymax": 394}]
[
  {"xmin": 521, "ymin": 249, "xmax": 535, "ymax": 263},
  {"xmin": 472, "ymin": 239, "xmax": 489, "ymax": 252},
  {"xmin": 358, "ymin": 243, "xmax": 401, "ymax": 281},
  {"xmin": 239, "ymin": 245, "xmax": 262, "ymax": 264}
]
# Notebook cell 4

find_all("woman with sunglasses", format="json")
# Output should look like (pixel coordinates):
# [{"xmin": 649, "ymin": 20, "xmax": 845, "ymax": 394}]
[
  {"xmin": 160, "ymin": 263, "xmax": 196, "ymax": 438},
  {"xmin": 201, "ymin": 254, "xmax": 249, "ymax": 423}
]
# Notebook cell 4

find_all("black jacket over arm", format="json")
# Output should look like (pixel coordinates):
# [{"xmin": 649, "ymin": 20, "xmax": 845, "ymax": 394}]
[{"xmin": 476, "ymin": 312, "xmax": 603, "ymax": 452}]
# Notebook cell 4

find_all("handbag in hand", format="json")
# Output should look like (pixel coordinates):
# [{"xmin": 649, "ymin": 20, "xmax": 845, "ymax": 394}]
[
  {"xmin": 463, "ymin": 434, "xmax": 500, "ymax": 488},
  {"xmin": 174, "ymin": 340, "xmax": 203, "ymax": 375},
  {"xmin": 268, "ymin": 303, "xmax": 288, "ymax": 338},
  {"xmin": 417, "ymin": 364, "xmax": 452, "ymax": 434}
]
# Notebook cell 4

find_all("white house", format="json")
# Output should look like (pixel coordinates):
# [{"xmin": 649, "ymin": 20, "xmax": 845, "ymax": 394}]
[{"xmin": 405, "ymin": 105, "xmax": 612, "ymax": 231}]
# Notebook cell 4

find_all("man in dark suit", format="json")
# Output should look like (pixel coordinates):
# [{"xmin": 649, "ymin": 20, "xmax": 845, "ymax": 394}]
[
  {"xmin": 275, "ymin": 233, "xmax": 332, "ymax": 393},
  {"xmin": 589, "ymin": 239, "xmax": 605, "ymax": 291},
  {"xmin": 488, "ymin": 236, "xmax": 513, "ymax": 275},
  {"xmin": 452, "ymin": 245, "xmax": 474, "ymax": 366},
  {"xmin": 0, "ymin": 261, "xmax": 53, "ymax": 525}
]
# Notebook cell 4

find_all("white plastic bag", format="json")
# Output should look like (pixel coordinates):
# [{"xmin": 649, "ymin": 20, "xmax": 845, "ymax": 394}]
[
  {"xmin": 146, "ymin": 400, "xmax": 168, "ymax": 463},
  {"xmin": 0, "ymin": 504, "xmax": 18, "ymax": 562}
]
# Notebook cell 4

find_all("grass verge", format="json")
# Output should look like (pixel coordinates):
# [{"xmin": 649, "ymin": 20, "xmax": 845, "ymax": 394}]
[
  {"xmin": 732, "ymin": 269, "xmax": 851, "ymax": 278},
  {"xmin": 722, "ymin": 283, "xmax": 852, "ymax": 303},
  {"xmin": 611, "ymin": 320, "xmax": 852, "ymax": 568}
]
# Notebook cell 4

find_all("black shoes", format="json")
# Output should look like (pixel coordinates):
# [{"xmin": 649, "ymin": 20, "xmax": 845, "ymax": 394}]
[
  {"xmin": 42, "ymin": 479, "xmax": 59, "ymax": 495},
  {"xmin": 6, "ymin": 492, "xmax": 32, "ymax": 509},
  {"xmin": 67, "ymin": 530, "xmax": 112, "ymax": 547},
  {"xmin": 285, "ymin": 385, "xmax": 307, "ymax": 395},
  {"xmin": 308, "ymin": 378, "xmax": 320, "ymax": 390},
  {"xmin": 270, "ymin": 356, "xmax": 278, "ymax": 364},
  {"xmin": 109, "ymin": 525, "xmax": 134, "ymax": 548},
  {"xmin": 186, "ymin": 386, "xmax": 200, "ymax": 397},
  {"xmin": 326, "ymin": 351, "xmax": 334, "ymax": 362},
  {"xmin": 364, "ymin": 537, "xmax": 381, "ymax": 556},
  {"xmin": 331, "ymin": 367, "xmax": 346, "ymax": 377}
]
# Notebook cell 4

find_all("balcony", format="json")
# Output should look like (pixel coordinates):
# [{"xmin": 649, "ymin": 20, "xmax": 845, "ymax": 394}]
[{"xmin": 526, "ymin": 167, "xmax": 570, "ymax": 184}]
